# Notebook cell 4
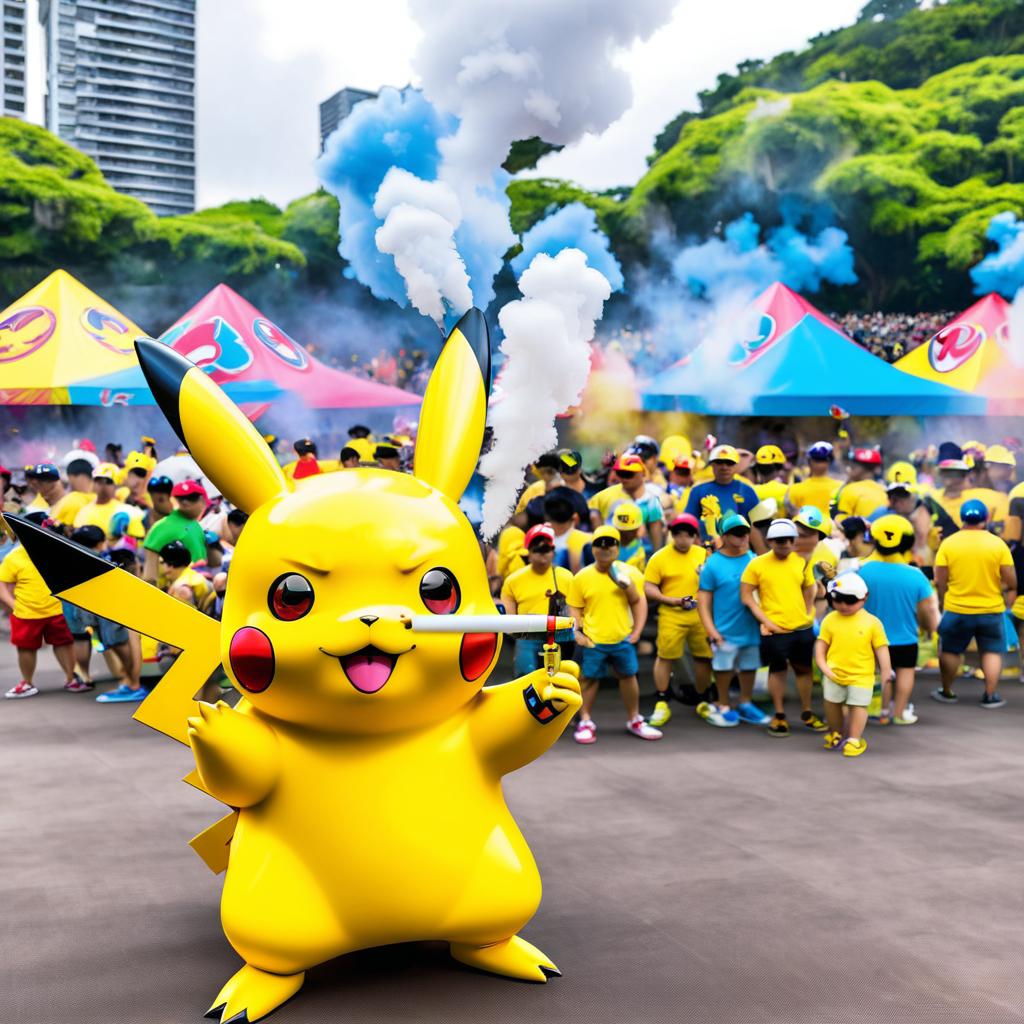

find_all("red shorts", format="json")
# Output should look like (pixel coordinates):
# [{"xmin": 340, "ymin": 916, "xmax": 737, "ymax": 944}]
[{"xmin": 10, "ymin": 613, "xmax": 74, "ymax": 651}]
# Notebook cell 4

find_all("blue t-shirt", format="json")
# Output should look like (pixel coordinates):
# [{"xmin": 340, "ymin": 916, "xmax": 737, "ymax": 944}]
[
  {"xmin": 685, "ymin": 480, "xmax": 760, "ymax": 541},
  {"xmin": 859, "ymin": 560, "xmax": 932, "ymax": 646},
  {"xmin": 698, "ymin": 549, "xmax": 760, "ymax": 646}
]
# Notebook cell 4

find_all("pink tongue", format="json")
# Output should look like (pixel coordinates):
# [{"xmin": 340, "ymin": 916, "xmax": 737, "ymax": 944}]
[{"xmin": 341, "ymin": 652, "xmax": 395, "ymax": 694}]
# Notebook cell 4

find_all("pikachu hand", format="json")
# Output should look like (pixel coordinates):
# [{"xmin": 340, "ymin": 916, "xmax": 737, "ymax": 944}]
[
  {"xmin": 186, "ymin": 700, "xmax": 279, "ymax": 808},
  {"xmin": 538, "ymin": 660, "xmax": 582, "ymax": 713}
]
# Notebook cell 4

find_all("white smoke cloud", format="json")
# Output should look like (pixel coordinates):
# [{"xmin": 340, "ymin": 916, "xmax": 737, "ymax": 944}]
[
  {"xmin": 747, "ymin": 96, "xmax": 792, "ymax": 122},
  {"xmin": 373, "ymin": 168, "xmax": 473, "ymax": 327},
  {"xmin": 1008, "ymin": 286, "xmax": 1024, "ymax": 369},
  {"xmin": 479, "ymin": 248, "xmax": 611, "ymax": 537}
]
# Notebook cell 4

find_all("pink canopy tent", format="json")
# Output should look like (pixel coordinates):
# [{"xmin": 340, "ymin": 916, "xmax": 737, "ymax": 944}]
[{"xmin": 159, "ymin": 284, "xmax": 421, "ymax": 409}]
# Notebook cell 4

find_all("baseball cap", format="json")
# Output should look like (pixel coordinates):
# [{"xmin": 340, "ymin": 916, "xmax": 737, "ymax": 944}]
[
  {"xmin": 92, "ymin": 462, "xmax": 119, "ymax": 481},
  {"xmin": 28, "ymin": 463, "xmax": 60, "ymax": 481},
  {"xmin": 668, "ymin": 512, "xmax": 700, "ymax": 533},
  {"xmin": 985, "ymin": 444, "xmax": 1016, "ymax": 467},
  {"xmin": 960, "ymin": 498, "xmax": 989, "ymax": 524},
  {"xmin": 124, "ymin": 450, "xmax": 156, "ymax": 474},
  {"xmin": 748, "ymin": 497, "xmax": 779, "ymax": 525},
  {"xmin": 523, "ymin": 524, "xmax": 555, "ymax": 549},
  {"xmin": 613, "ymin": 452, "xmax": 645, "ymax": 474},
  {"xmin": 886, "ymin": 480, "xmax": 913, "ymax": 494},
  {"xmin": 870, "ymin": 513, "xmax": 914, "ymax": 549},
  {"xmin": 850, "ymin": 447, "xmax": 882, "ymax": 466},
  {"xmin": 631, "ymin": 435, "xmax": 659, "ymax": 460},
  {"xmin": 709, "ymin": 444, "xmax": 739, "ymax": 464},
  {"xmin": 556, "ymin": 448, "xmax": 583, "ymax": 473},
  {"xmin": 828, "ymin": 572, "xmax": 868, "ymax": 601},
  {"xmin": 146, "ymin": 474, "xmax": 174, "ymax": 493},
  {"xmin": 720, "ymin": 512, "xmax": 750, "ymax": 534},
  {"xmin": 807, "ymin": 441, "xmax": 835, "ymax": 462},
  {"xmin": 765, "ymin": 518, "xmax": 798, "ymax": 540},
  {"xmin": 172, "ymin": 479, "xmax": 207, "ymax": 500},
  {"xmin": 937, "ymin": 442, "xmax": 968, "ymax": 471},
  {"xmin": 886, "ymin": 460, "xmax": 917, "ymax": 486},
  {"xmin": 794, "ymin": 505, "xmax": 831, "ymax": 535},
  {"xmin": 613, "ymin": 502, "xmax": 643, "ymax": 531},
  {"xmin": 755, "ymin": 445, "xmax": 785, "ymax": 466},
  {"xmin": 592, "ymin": 525, "xmax": 621, "ymax": 543},
  {"xmin": 672, "ymin": 454, "xmax": 693, "ymax": 471}
]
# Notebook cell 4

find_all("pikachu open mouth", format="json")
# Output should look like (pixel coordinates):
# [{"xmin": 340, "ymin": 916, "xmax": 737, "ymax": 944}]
[{"xmin": 337, "ymin": 646, "xmax": 401, "ymax": 695}]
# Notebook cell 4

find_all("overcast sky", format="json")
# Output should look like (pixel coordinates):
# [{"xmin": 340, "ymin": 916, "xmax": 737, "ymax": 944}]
[{"xmin": 27, "ymin": 0, "xmax": 867, "ymax": 210}]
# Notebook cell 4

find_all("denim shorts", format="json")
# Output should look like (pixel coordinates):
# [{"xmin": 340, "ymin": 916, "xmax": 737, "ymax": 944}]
[
  {"xmin": 580, "ymin": 639, "xmax": 639, "ymax": 680},
  {"xmin": 711, "ymin": 641, "xmax": 762, "ymax": 674},
  {"xmin": 938, "ymin": 611, "xmax": 1006, "ymax": 655},
  {"xmin": 62, "ymin": 601, "xmax": 128, "ymax": 649}
]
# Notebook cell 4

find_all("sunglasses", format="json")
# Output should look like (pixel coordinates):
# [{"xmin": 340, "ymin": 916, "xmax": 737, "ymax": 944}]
[
  {"xmin": 670, "ymin": 526, "xmax": 698, "ymax": 537},
  {"xmin": 529, "ymin": 544, "xmax": 555, "ymax": 554},
  {"xmin": 593, "ymin": 539, "xmax": 619, "ymax": 549},
  {"xmin": 831, "ymin": 593, "xmax": 862, "ymax": 606},
  {"xmin": 724, "ymin": 528, "xmax": 750, "ymax": 538},
  {"xmin": 615, "ymin": 470, "xmax": 639, "ymax": 479},
  {"xmin": 177, "ymin": 493, "xmax": 202, "ymax": 502}
]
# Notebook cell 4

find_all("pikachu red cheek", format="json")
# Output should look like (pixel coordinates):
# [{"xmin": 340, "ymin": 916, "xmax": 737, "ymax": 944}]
[
  {"xmin": 460, "ymin": 633, "xmax": 497, "ymax": 682},
  {"xmin": 229, "ymin": 627, "xmax": 275, "ymax": 693}
]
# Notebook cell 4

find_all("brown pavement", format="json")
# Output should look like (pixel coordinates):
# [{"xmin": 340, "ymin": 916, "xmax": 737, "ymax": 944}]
[{"xmin": 3, "ymin": 654, "xmax": 1024, "ymax": 1024}]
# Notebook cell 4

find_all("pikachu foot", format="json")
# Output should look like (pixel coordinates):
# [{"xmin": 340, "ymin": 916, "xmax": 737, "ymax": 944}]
[
  {"xmin": 206, "ymin": 964, "xmax": 305, "ymax": 1023},
  {"xmin": 450, "ymin": 934, "xmax": 560, "ymax": 982}
]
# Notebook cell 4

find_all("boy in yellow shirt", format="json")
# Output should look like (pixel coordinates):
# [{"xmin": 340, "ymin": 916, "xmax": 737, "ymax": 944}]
[
  {"xmin": 567, "ymin": 526, "xmax": 658, "ymax": 743},
  {"xmin": 815, "ymin": 572, "xmax": 891, "ymax": 757}
]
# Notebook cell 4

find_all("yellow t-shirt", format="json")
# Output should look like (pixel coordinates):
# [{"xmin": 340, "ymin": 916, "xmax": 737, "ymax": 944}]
[
  {"xmin": 49, "ymin": 490, "xmax": 93, "ymax": 526},
  {"xmin": 560, "ymin": 528, "xmax": 593, "ymax": 570},
  {"xmin": 740, "ymin": 552, "xmax": 815, "ymax": 631},
  {"xmin": 501, "ymin": 564, "xmax": 574, "ymax": 615},
  {"xmin": 0, "ymin": 544, "xmax": 62, "ymax": 618},
  {"xmin": 835, "ymin": 479, "xmax": 887, "ymax": 519},
  {"xmin": 644, "ymin": 543, "xmax": 707, "ymax": 621},
  {"xmin": 964, "ymin": 487, "xmax": 1010, "ymax": 535},
  {"xmin": 818, "ymin": 609, "xmax": 888, "ymax": 688},
  {"xmin": 496, "ymin": 526, "xmax": 526, "ymax": 582},
  {"xmin": 754, "ymin": 479, "xmax": 789, "ymax": 506},
  {"xmin": 566, "ymin": 561, "xmax": 645, "ymax": 645},
  {"xmin": 786, "ymin": 476, "xmax": 841, "ymax": 516},
  {"xmin": 73, "ymin": 499, "xmax": 146, "ymax": 540},
  {"xmin": 935, "ymin": 529, "xmax": 1013, "ymax": 614},
  {"xmin": 515, "ymin": 479, "xmax": 547, "ymax": 514},
  {"xmin": 1004, "ymin": 481, "xmax": 1024, "ymax": 544}
]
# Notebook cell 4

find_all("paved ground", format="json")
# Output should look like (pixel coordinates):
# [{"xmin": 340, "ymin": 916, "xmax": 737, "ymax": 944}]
[{"xmin": 4, "ymin": 649, "xmax": 1024, "ymax": 1024}]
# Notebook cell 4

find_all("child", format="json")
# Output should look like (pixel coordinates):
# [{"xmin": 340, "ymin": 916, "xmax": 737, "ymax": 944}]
[{"xmin": 815, "ymin": 572, "xmax": 891, "ymax": 757}]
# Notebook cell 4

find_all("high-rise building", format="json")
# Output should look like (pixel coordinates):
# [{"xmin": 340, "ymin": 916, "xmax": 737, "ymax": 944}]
[
  {"xmin": 39, "ymin": 0, "xmax": 196, "ymax": 215},
  {"xmin": 319, "ymin": 86, "xmax": 375, "ymax": 152},
  {"xmin": 1, "ymin": 0, "xmax": 27, "ymax": 118}
]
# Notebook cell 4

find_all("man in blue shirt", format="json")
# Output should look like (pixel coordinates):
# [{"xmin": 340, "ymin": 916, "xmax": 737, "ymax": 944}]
[
  {"xmin": 697, "ymin": 513, "xmax": 771, "ymax": 726},
  {"xmin": 685, "ymin": 445, "xmax": 763, "ymax": 552},
  {"xmin": 859, "ymin": 514, "xmax": 938, "ymax": 725}
]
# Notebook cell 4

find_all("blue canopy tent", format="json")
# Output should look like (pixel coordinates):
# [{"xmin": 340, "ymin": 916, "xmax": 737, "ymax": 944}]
[{"xmin": 641, "ymin": 283, "xmax": 987, "ymax": 416}]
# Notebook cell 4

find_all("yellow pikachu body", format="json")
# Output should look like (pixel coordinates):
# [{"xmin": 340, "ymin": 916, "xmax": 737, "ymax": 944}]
[{"xmin": 7, "ymin": 310, "xmax": 582, "ymax": 1024}]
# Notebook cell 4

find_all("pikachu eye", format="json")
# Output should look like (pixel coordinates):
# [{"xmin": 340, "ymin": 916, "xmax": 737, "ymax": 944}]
[
  {"xmin": 269, "ymin": 573, "xmax": 314, "ymax": 621},
  {"xmin": 420, "ymin": 568, "xmax": 460, "ymax": 615}
]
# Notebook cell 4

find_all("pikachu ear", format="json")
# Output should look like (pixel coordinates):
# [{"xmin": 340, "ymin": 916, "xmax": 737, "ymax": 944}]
[
  {"xmin": 136, "ymin": 339, "xmax": 290, "ymax": 512},
  {"xmin": 413, "ymin": 308, "xmax": 491, "ymax": 502}
]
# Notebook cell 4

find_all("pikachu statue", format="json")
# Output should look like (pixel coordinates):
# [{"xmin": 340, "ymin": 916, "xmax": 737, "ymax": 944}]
[{"xmin": 7, "ymin": 310, "xmax": 583, "ymax": 1023}]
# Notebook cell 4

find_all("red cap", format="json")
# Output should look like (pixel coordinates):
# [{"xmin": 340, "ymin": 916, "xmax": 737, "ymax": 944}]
[
  {"xmin": 0, "ymin": 466, "xmax": 9, "ymax": 480},
  {"xmin": 79, "ymin": 439, "xmax": 96, "ymax": 453},
  {"xmin": 171, "ymin": 479, "xmax": 208, "ymax": 500},
  {"xmin": 672, "ymin": 455, "xmax": 693, "ymax": 471},
  {"xmin": 613, "ymin": 453, "xmax": 645, "ymax": 473},
  {"xmin": 851, "ymin": 448, "xmax": 882, "ymax": 466},
  {"xmin": 668, "ymin": 513, "xmax": 700, "ymax": 532},
  {"xmin": 524, "ymin": 524, "xmax": 556, "ymax": 549}
]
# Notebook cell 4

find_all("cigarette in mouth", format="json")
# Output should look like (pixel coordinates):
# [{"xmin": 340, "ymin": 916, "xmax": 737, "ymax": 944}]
[{"xmin": 401, "ymin": 614, "xmax": 575, "ymax": 634}]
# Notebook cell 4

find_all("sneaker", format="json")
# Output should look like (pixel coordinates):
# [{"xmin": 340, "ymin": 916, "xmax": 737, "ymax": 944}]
[
  {"xmin": 980, "ymin": 693, "xmax": 1006, "ymax": 709},
  {"xmin": 64, "ymin": 676, "xmax": 92, "ymax": 693},
  {"xmin": 893, "ymin": 707, "xmax": 919, "ymax": 725},
  {"xmin": 767, "ymin": 716, "xmax": 790, "ymax": 738},
  {"xmin": 649, "ymin": 699, "xmax": 672, "ymax": 728},
  {"xmin": 736, "ymin": 701, "xmax": 771, "ymax": 726},
  {"xmin": 930, "ymin": 687, "xmax": 958, "ymax": 703},
  {"xmin": 694, "ymin": 700, "xmax": 713, "ymax": 720},
  {"xmin": 800, "ymin": 710, "xmax": 828, "ymax": 732},
  {"xmin": 573, "ymin": 719, "xmax": 597, "ymax": 744},
  {"xmin": 823, "ymin": 730, "xmax": 843, "ymax": 750},
  {"xmin": 626, "ymin": 716, "xmax": 662, "ymax": 740},
  {"xmin": 842, "ymin": 737, "xmax": 868, "ymax": 758},
  {"xmin": 96, "ymin": 684, "xmax": 146, "ymax": 704},
  {"xmin": 704, "ymin": 704, "xmax": 740, "ymax": 728},
  {"xmin": 5, "ymin": 680, "xmax": 38, "ymax": 699}
]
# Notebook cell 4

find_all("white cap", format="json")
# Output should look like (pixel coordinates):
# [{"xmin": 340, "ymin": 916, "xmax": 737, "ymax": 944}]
[
  {"xmin": 765, "ymin": 518, "xmax": 798, "ymax": 540},
  {"xmin": 828, "ymin": 572, "xmax": 868, "ymax": 600}
]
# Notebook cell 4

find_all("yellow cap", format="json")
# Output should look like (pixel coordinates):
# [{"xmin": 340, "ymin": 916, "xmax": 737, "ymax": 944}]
[
  {"xmin": 659, "ymin": 434, "xmax": 691, "ymax": 466},
  {"xmin": 870, "ymin": 513, "xmax": 914, "ymax": 548},
  {"xmin": 592, "ymin": 525, "xmax": 621, "ymax": 543},
  {"xmin": 124, "ymin": 450, "xmax": 156, "ymax": 474},
  {"xmin": 92, "ymin": 462, "xmax": 119, "ymax": 481},
  {"xmin": 985, "ymin": 444, "xmax": 1016, "ymax": 467},
  {"xmin": 612, "ymin": 501, "xmax": 642, "ymax": 531},
  {"xmin": 709, "ymin": 444, "xmax": 740, "ymax": 464},
  {"xmin": 886, "ymin": 461, "xmax": 917, "ymax": 486},
  {"xmin": 347, "ymin": 437, "xmax": 376, "ymax": 462},
  {"xmin": 755, "ymin": 444, "xmax": 785, "ymax": 466}
]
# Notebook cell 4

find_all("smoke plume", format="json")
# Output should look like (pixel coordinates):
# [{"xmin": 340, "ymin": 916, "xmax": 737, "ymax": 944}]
[{"xmin": 970, "ymin": 211, "xmax": 1024, "ymax": 298}]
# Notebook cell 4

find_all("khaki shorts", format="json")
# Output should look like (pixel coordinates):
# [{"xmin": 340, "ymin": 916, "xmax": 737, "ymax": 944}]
[
  {"xmin": 657, "ymin": 613, "xmax": 711, "ymax": 660},
  {"xmin": 823, "ymin": 678, "xmax": 873, "ymax": 707}
]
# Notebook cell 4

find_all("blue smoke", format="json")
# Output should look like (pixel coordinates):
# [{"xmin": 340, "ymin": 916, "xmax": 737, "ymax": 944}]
[
  {"xmin": 511, "ymin": 202, "xmax": 624, "ymax": 292},
  {"xmin": 672, "ymin": 211, "xmax": 857, "ymax": 301},
  {"xmin": 970, "ymin": 211, "xmax": 1024, "ymax": 297},
  {"xmin": 316, "ymin": 86, "xmax": 511, "ymax": 315}
]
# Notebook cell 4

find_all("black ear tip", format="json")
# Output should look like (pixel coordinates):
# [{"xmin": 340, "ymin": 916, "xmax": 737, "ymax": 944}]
[
  {"xmin": 452, "ymin": 307, "xmax": 491, "ymax": 392},
  {"xmin": 135, "ymin": 338, "xmax": 189, "ymax": 442},
  {"xmin": 3, "ymin": 515, "xmax": 114, "ymax": 594}
]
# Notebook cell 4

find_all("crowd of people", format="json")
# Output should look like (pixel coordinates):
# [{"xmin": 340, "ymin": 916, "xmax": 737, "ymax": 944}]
[
  {"xmin": 3, "ymin": 425, "xmax": 1023, "ymax": 760},
  {"xmin": 832, "ymin": 310, "xmax": 954, "ymax": 363}
]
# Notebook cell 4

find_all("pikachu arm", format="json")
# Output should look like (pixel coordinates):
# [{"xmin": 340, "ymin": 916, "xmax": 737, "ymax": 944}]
[
  {"xmin": 186, "ymin": 701, "xmax": 281, "ymax": 808},
  {"xmin": 470, "ymin": 663, "xmax": 582, "ymax": 778}
]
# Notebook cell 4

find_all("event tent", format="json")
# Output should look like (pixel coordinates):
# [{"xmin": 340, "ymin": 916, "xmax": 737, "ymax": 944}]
[
  {"xmin": 159, "ymin": 284, "xmax": 422, "ymax": 409},
  {"xmin": 641, "ymin": 283, "xmax": 987, "ymax": 416},
  {"xmin": 893, "ymin": 294, "xmax": 1023, "ymax": 414}
]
